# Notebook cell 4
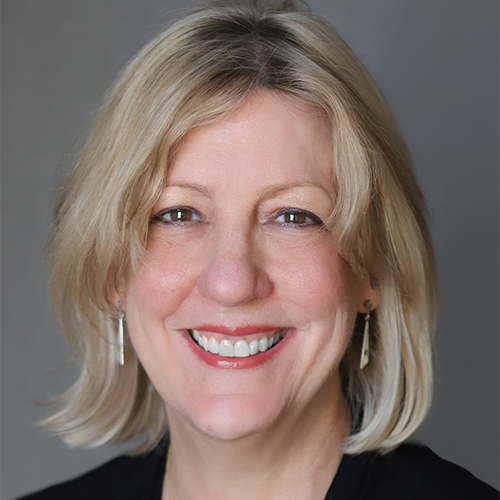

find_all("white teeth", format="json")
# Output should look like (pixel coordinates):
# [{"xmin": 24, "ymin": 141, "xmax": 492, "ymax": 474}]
[
  {"xmin": 209, "ymin": 337, "xmax": 219, "ymax": 354},
  {"xmin": 259, "ymin": 337, "xmax": 269, "ymax": 352},
  {"xmin": 249, "ymin": 339, "xmax": 259, "ymax": 355},
  {"xmin": 202, "ymin": 335, "xmax": 209, "ymax": 351},
  {"xmin": 234, "ymin": 340, "xmax": 250, "ymax": 357},
  {"xmin": 190, "ymin": 329, "xmax": 285, "ymax": 357},
  {"xmin": 219, "ymin": 339, "xmax": 234, "ymax": 357}
]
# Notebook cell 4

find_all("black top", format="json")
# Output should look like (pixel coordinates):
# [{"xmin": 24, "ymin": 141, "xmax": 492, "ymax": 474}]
[{"xmin": 17, "ymin": 442, "xmax": 498, "ymax": 500}]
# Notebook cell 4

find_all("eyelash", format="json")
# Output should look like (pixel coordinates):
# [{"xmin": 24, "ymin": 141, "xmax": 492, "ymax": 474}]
[
  {"xmin": 272, "ymin": 208, "xmax": 324, "ymax": 228},
  {"xmin": 152, "ymin": 207, "xmax": 202, "ymax": 225},
  {"xmin": 151, "ymin": 207, "xmax": 324, "ymax": 228}
]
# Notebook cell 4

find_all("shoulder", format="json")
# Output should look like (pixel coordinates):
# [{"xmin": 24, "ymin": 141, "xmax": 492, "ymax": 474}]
[
  {"xmin": 15, "ymin": 447, "xmax": 167, "ymax": 500},
  {"xmin": 385, "ymin": 444, "xmax": 497, "ymax": 499},
  {"xmin": 400, "ymin": 444, "xmax": 497, "ymax": 498},
  {"xmin": 329, "ymin": 443, "xmax": 498, "ymax": 500}
]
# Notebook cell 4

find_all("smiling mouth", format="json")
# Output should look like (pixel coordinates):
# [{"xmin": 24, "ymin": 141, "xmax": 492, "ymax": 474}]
[{"xmin": 188, "ymin": 329, "xmax": 286, "ymax": 358}]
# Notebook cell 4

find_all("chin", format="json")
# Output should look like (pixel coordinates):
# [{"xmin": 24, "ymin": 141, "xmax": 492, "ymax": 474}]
[{"xmin": 183, "ymin": 392, "xmax": 285, "ymax": 441}]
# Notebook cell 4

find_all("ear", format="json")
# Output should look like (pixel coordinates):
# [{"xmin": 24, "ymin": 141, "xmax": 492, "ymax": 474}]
[
  {"xmin": 357, "ymin": 281, "xmax": 381, "ymax": 313},
  {"xmin": 110, "ymin": 288, "xmax": 125, "ymax": 309}
]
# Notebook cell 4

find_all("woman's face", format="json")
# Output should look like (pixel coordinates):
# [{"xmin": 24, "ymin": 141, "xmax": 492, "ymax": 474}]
[{"xmin": 124, "ymin": 92, "xmax": 375, "ymax": 440}]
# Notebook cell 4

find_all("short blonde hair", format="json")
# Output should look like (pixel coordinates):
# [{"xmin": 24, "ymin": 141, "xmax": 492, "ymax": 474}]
[{"xmin": 44, "ymin": 0, "xmax": 436, "ymax": 455}]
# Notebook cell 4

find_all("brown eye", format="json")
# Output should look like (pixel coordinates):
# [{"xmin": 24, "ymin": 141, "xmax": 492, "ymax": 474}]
[
  {"xmin": 284, "ymin": 212, "xmax": 307, "ymax": 224},
  {"xmin": 156, "ymin": 207, "xmax": 201, "ymax": 223},
  {"xmin": 170, "ymin": 209, "xmax": 192, "ymax": 222},
  {"xmin": 275, "ymin": 210, "xmax": 323, "ymax": 226}
]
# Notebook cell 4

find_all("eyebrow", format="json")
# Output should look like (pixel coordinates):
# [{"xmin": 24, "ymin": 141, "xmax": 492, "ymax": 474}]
[
  {"xmin": 162, "ymin": 180, "xmax": 335, "ymax": 200},
  {"xmin": 163, "ymin": 181, "xmax": 212, "ymax": 197},
  {"xmin": 258, "ymin": 181, "xmax": 335, "ymax": 201}
]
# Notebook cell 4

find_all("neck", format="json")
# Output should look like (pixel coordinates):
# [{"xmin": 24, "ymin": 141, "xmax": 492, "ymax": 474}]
[{"xmin": 163, "ymin": 372, "xmax": 350, "ymax": 500}]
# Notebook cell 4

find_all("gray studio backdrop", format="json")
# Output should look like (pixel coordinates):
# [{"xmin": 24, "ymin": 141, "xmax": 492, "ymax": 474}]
[{"xmin": 2, "ymin": 1, "xmax": 498, "ymax": 498}]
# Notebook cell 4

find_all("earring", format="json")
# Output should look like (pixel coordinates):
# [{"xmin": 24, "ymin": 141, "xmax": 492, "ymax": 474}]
[
  {"xmin": 359, "ymin": 300, "xmax": 373, "ymax": 369},
  {"xmin": 117, "ymin": 301, "xmax": 125, "ymax": 366}
]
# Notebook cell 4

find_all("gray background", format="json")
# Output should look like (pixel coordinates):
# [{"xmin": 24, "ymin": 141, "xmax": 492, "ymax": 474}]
[{"xmin": 2, "ymin": 1, "xmax": 498, "ymax": 498}]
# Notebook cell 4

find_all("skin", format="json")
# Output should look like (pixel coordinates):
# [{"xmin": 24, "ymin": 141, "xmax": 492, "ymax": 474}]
[{"xmin": 121, "ymin": 91, "xmax": 379, "ymax": 499}]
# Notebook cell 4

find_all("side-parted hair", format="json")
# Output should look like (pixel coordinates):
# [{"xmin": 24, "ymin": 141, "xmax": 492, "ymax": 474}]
[{"xmin": 44, "ymin": 0, "xmax": 436, "ymax": 454}]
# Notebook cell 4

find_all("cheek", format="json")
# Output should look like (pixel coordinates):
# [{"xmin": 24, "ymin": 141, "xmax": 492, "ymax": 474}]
[
  {"xmin": 123, "ymin": 240, "xmax": 201, "ymax": 387},
  {"xmin": 271, "ymin": 237, "xmax": 360, "ymax": 320},
  {"xmin": 126, "ymin": 238, "xmax": 198, "ymax": 318}
]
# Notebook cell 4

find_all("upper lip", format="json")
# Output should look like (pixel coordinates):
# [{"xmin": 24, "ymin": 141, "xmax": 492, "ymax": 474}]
[{"xmin": 189, "ymin": 325, "xmax": 285, "ymax": 336}]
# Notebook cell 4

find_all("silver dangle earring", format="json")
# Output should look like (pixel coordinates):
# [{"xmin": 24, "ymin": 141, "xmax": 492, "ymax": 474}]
[
  {"xmin": 117, "ymin": 301, "xmax": 125, "ymax": 366},
  {"xmin": 359, "ymin": 300, "xmax": 373, "ymax": 370}
]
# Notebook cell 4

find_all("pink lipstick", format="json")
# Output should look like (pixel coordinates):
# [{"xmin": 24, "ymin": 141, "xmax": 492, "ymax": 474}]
[{"xmin": 183, "ymin": 326, "xmax": 292, "ymax": 369}]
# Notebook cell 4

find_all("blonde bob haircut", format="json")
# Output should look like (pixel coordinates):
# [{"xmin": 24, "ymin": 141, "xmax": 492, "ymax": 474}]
[{"xmin": 44, "ymin": 0, "xmax": 437, "ymax": 455}]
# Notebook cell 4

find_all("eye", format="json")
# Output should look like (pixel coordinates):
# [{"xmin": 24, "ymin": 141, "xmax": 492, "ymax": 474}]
[
  {"xmin": 274, "ymin": 209, "xmax": 324, "ymax": 227},
  {"xmin": 154, "ymin": 207, "xmax": 201, "ymax": 224}
]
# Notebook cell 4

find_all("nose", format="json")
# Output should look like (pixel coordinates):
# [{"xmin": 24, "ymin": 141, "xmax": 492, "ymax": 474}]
[{"xmin": 197, "ymin": 231, "xmax": 273, "ymax": 307}]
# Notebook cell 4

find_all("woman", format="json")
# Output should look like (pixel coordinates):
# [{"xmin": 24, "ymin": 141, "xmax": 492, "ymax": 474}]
[{"xmin": 16, "ymin": 1, "xmax": 498, "ymax": 499}]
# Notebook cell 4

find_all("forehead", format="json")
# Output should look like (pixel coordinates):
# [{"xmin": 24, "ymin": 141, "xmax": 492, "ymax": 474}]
[{"xmin": 167, "ymin": 91, "xmax": 334, "ymax": 190}]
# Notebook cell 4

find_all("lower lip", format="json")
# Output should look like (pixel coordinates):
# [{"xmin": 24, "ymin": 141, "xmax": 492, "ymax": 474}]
[{"xmin": 183, "ymin": 329, "xmax": 293, "ymax": 369}]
